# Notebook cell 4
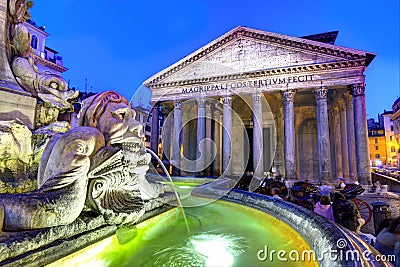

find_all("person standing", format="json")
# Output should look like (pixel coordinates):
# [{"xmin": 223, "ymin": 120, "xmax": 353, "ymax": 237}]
[{"xmin": 332, "ymin": 192, "xmax": 360, "ymax": 232}]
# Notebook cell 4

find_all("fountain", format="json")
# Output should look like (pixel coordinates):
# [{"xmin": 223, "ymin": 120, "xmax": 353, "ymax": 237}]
[
  {"xmin": 145, "ymin": 147, "xmax": 190, "ymax": 234},
  {"xmin": 0, "ymin": 1, "xmax": 389, "ymax": 266}
]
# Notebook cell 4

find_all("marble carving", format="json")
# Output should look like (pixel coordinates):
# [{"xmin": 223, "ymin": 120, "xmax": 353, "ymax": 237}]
[{"xmin": 0, "ymin": 91, "xmax": 161, "ymax": 230}]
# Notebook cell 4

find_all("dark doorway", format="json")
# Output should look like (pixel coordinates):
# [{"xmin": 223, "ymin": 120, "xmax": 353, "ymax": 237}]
[
  {"xmin": 244, "ymin": 128, "xmax": 253, "ymax": 172},
  {"xmin": 263, "ymin": 128, "xmax": 271, "ymax": 172},
  {"xmin": 298, "ymin": 118, "xmax": 319, "ymax": 179},
  {"xmin": 244, "ymin": 127, "xmax": 272, "ymax": 173}
]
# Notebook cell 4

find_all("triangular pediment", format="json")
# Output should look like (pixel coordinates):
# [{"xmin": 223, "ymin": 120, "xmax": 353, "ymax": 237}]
[{"xmin": 144, "ymin": 26, "xmax": 374, "ymax": 88}]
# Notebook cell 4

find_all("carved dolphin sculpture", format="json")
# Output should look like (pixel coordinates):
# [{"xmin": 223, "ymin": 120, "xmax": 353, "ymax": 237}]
[
  {"xmin": 11, "ymin": 23, "xmax": 78, "ymax": 111},
  {"xmin": 0, "ymin": 127, "xmax": 104, "ymax": 231}
]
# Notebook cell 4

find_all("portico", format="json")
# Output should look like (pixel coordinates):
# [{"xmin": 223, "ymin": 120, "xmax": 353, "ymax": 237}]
[{"xmin": 145, "ymin": 26, "xmax": 375, "ymax": 184}]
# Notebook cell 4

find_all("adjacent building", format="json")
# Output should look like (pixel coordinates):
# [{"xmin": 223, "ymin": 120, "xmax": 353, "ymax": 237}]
[
  {"xmin": 24, "ymin": 19, "xmax": 68, "ymax": 76},
  {"xmin": 392, "ymin": 97, "xmax": 400, "ymax": 168},
  {"xmin": 131, "ymin": 105, "xmax": 152, "ymax": 148},
  {"xmin": 145, "ymin": 26, "xmax": 375, "ymax": 183},
  {"xmin": 368, "ymin": 111, "xmax": 397, "ymax": 167}
]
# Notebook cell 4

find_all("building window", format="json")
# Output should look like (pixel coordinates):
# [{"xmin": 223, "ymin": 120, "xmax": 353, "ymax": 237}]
[
  {"xmin": 376, "ymin": 145, "xmax": 379, "ymax": 150},
  {"xmin": 390, "ymin": 136, "xmax": 393, "ymax": 141},
  {"xmin": 31, "ymin": 35, "xmax": 38, "ymax": 49},
  {"xmin": 391, "ymin": 125, "xmax": 394, "ymax": 131},
  {"xmin": 392, "ymin": 146, "xmax": 396, "ymax": 153},
  {"xmin": 376, "ymin": 154, "xmax": 380, "ymax": 159},
  {"xmin": 375, "ymin": 138, "xmax": 378, "ymax": 144}
]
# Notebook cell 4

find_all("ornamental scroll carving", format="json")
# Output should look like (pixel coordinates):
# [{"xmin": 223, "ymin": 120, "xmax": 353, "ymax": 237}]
[
  {"xmin": 314, "ymin": 88, "xmax": 328, "ymax": 100},
  {"xmin": 350, "ymin": 84, "xmax": 365, "ymax": 97},
  {"xmin": 174, "ymin": 100, "xmax": 183, "ymax": 110},
  {"xmin": 7, "ymin": 0, "xmax": 78, "ymax": 111},
  {"xmin": 222, "ymin": 96, "xmax": 232, "ymax": 105},
  {"xmin": 197, "ymin": 98, "xmax": 207, "ymax": 108},
  {"xmin": 252, "ymin": 93, "xmax": 263, "ymax": 103},
  {"xmin": 281, "ymin": 89, "xmax": 296, "ymax": 103}
]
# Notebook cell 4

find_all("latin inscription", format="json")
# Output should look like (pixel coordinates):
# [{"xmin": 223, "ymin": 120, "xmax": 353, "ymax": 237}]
[{"xmin": 181, "ymin": 75, "xmax": 313, "ymax": 94}]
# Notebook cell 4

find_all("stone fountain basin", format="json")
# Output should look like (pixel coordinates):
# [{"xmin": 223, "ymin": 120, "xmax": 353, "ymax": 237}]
[{"xmin": 0, "ymin": 178, "xmax": 384, "ymax": 267}]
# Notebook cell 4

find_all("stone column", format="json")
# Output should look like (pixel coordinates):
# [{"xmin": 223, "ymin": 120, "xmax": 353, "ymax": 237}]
[
  {"xmin": 222, "ymin": 96, "xmax": 233, "ymax": 176},
  {"xmin": 205, "ymin": 103, "xmax": 213, "ymax": 176},
  {"xmin": 252, "ymin": 92, "xmax": 264, "ymax": 178},
  {"xmin": 150, "ymin": 102, "xmax": 160, "ymax": 155},
  {"xmin": 351, "ymin": 84, "xmax": 371, "ymax": 184},
  {"xmin": 172, "ymin": 100, "xmax": 182, "ymax": 175},
  {"xmin": 333, "ymin": 106, "xmax": 343, "ymax": 178},
  {"xmin": 345, "ymin": 93, "xmax": 358, "ymax": 182},
  {"xmin": 315, "ymin": 88, "xmax": 332, "ymax": 182},
  {"xmin": 282, "ymin": 90, "xmax": 296, "ymax": 179},
  {"xmin": 339, "ymin": 99, "xmax": 350, "ymax": 181},
  {"xmin": 196, "ymin": 98, "xmax": 207, "ymax": 175},
  {"xmin": 160, "ymin": 103, "xmax": 172, "ymax": 174},
  {"xmin": 328, "ymin": 106, "xmax": 337, "ymax": 179},
  {"xmin": 213, "ymin": 107, "xmax": 222, "ymax": 176}
]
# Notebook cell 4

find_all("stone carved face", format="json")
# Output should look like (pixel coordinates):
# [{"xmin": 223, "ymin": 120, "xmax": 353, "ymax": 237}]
[
  {"xmin": 78, "ymin": 91, "xmax": 151, "ymax": 175},
  {"xmin": 78, "ymin": 92, "xmax": 159, "ymax": 224},
  {"xmin": 78, "ymin": 91, "xmax": 142, "ymax": 145}
]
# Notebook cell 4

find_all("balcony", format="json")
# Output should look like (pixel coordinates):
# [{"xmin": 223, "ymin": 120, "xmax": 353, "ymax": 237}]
[
  {"xmin": 42, "ymin": 54, "xmax": 63, "ymax": 66},
  {"xmin": 33, "ymin": 52, "xmax": 68, "ymax": 73}
]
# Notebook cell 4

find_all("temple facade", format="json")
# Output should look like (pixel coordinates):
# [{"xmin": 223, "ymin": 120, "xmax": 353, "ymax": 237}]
[{"xmin": 144, "ymin": 26, "xmax": 375, "ymax": 184}]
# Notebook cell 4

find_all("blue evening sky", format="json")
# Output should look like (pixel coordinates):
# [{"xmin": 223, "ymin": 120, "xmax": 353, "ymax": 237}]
[{"xmin": 30, "ymin": 0, "xmax": 399, "ymax": 118}]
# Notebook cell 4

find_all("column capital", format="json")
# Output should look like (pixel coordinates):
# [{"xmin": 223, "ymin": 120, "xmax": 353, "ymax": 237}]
[
  {"xmin": 349, "ymin": 84, "xmax": 365, "ymax": 97},
  {"xmin": 343, "ymin": 92, "xmax": 353, "ymax": 103},
  {"xmin": 206, "ymin": 103, "xmax": 213, "ymax": 113},
  {"xmin": 338, "ymin": 99, "xmax": 346, "ymax": 112},
  {"xmin": 213, "ymin": 108, "xmax": 223, "ymax": 118},
  {"xmin": 329, "ymin": 104, "xmax": 339, "ymax": 114},
  {"xmin": 222, "ymin": 95, "xmax": 232, "ymax": 105},
  {"xmin": 174, "ymin": 99, "xmax": 183, "ymax": 110},
  {"xmin": 160, "ymin": 102, "xmax": 173, "ymax": 115},
  {"xmin": 252, "ymin": 92, "xmax": 263, "ymax": 103},
  {"xmin": 197, "ymin": 98, "xmax": 206, "ymax": 108},
  {"xmin": 315, "ymin": 87, "xmax": 328, "ymax": 100},
  {"xmin": 281, "ymin": 89, "xmax": 296, "ymax": 103},
  {"xmin": 211, "ymin": 103, "xmax": 223, "ymax": 113}
]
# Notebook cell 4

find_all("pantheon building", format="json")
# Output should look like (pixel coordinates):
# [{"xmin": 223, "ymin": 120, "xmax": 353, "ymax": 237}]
[{"xmin": 144, "ymin": 26, "xmax": 375, "ymax": 184}]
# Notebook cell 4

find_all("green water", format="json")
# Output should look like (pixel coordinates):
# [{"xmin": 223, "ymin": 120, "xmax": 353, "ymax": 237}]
[{"xmin": 49, "ymin": 198, "xmax": 317, "ymax": 267}]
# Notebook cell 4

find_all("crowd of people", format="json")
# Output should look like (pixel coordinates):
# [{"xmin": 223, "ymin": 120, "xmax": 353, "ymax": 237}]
[
  {"xmin": 238, "ymin": 172, "xmax": 400, "ymax": 265},
  {"xmin": 313, "ymin": 180, "xmax": 365, "ymax": 234}
]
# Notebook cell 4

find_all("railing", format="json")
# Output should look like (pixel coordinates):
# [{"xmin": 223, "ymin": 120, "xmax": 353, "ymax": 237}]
[{"xmin": 371, "ymin": 172, "xmax": 400, "ymax": 193}]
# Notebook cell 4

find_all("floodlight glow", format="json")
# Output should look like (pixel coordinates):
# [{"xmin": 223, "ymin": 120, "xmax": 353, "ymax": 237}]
[
  {"xmin": 191, "ymin": 239, "xmax": 234, "ymax": 266},
  {"xmin": 187, "ymin": 233, "xmax": 246, "ymax": 267}
]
